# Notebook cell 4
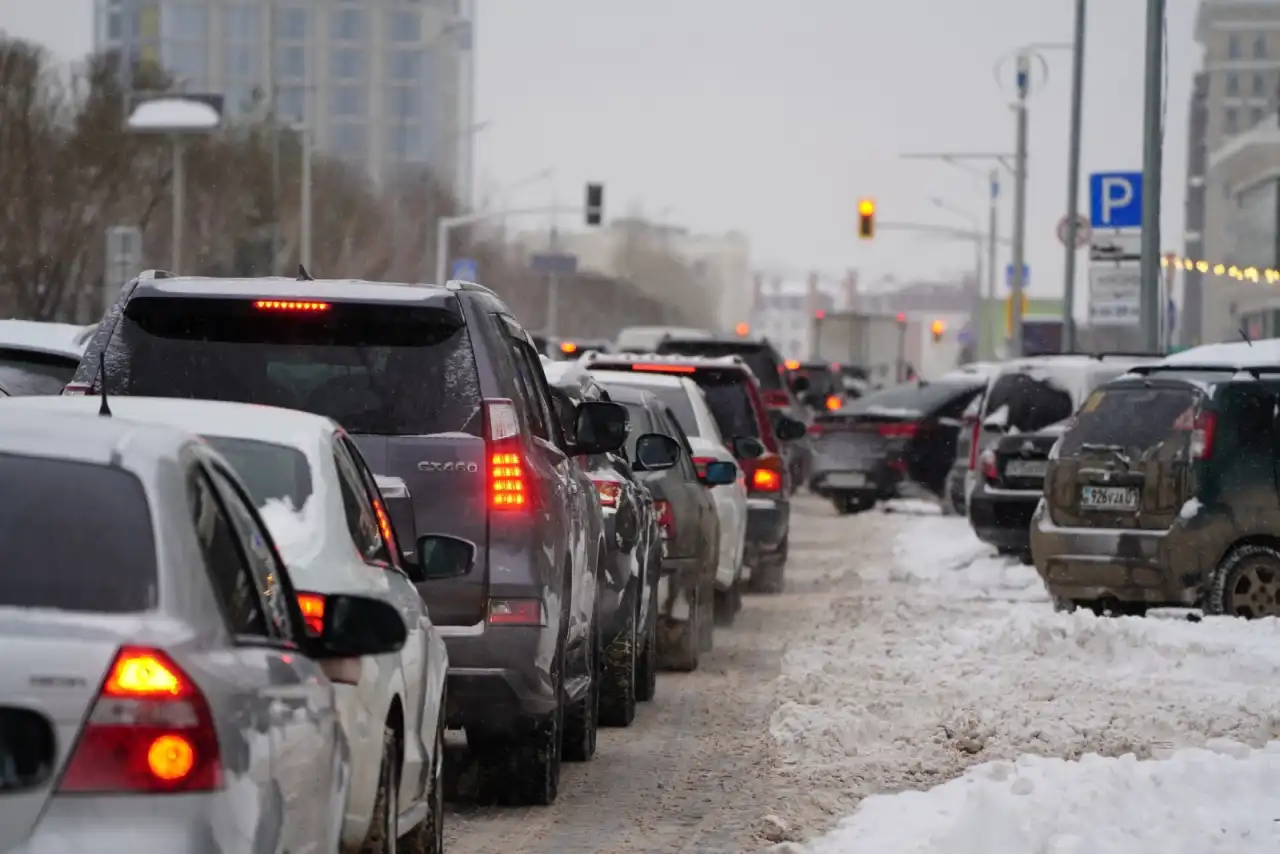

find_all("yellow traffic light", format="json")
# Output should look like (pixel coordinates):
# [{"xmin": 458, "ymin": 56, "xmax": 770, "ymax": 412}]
[
  {"xmin": 930, "ymin": 319, "xmax": 946, "ymax": 342},
  {"xmin": 734, "ymin": 321, "xmax": 750, "ymax": 337},
  {"xmin": 857, "ymin": 198, "xmax": 876, "ymax": 240}
]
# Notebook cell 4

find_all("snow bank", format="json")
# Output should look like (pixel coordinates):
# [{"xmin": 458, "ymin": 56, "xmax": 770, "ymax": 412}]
[
  {"xmin": 887, "ymin": 513, "xmax": 1047, "ymax": 603},
  {"xmin": 791, "ymin": 741, "xmax": 1280, "ymax": 853}
]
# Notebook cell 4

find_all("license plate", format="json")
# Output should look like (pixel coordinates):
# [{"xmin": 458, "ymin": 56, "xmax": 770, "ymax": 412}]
[
  {"xmin": 1006, "ymin": 459, "xmax": 1048, "ymax": 479},
  {"xmin": 827, "ymin": 472, "xmax": 867, "ymax": 488},
  {"xmin": 1079, "ymin": 485, "xmax": 1139, "ymax": 511}
]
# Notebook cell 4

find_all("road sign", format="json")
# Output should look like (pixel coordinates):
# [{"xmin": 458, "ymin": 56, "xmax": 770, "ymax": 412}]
[
  {"xmin": 1056, "ymin": 214, "xmax": 1091, "ymax": 248},
  {"xmin": 530, "ymin": 252, "xmax": 578, "ymax": 276},
  {"xmin": 1088, "ymin": 264, "xmax": 1141, "ymax": 326},
  {"xmin": 1004, "ymin": 292, "xmax": 1029, "ymax": 336},
  {"xmin": 1089, "ymin": 231, "xmax": 1141, "ymax": 262},
  {"xmin": 1088, "ymin": 171, "xmax": 1143, "ymax": 229},
  {"xmin": 450, "ymin": 257, "xmax": 478, "ymax": 280},
  {"xmin": 1005, "ymin": 263, "xmax": 1030, "ymax": 289}
]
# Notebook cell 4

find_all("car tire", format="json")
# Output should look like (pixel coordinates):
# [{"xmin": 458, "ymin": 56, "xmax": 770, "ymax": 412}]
[
  {"xmin": 747, "ymin": 536, "xmax": 788, "ymax": 594},
  {"xmin": 713, "ymin": 583, "xmax": 741, "ymax": 626},
  {"xmin": 599, "ymin": 596, "xmax": 638, "ymax": 727},
  {"xmin": 562, "ymin": 609, "xmax": 600, "ymax": 761},
  {"xmin": 1207, "ymin": 543, "xmax": 1280, "ymax": 619},
  {"xmin": 657, "ymin": 580, "xmax": 700, "ymax": 672},
  {"xmin": 400, "ymin": 703, "xmax": 445, "ymax": 854},
  {"xmin": 359, "ymin": 728, "xmax": 399, "ymax": 854},
  {"xmin": 489, "ymin": 643, "xmax": 565, "ymax": 806},
  {"xmin": 636, "ymin": 572, "xmax": 660, "ymax": 701}
]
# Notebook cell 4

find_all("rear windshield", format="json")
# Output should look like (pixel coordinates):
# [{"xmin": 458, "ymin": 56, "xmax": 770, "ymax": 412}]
[
  {"xmin": 692, "ymin": 372, "xmax": 759, "ymax": 439},
  {"xmin": 655, "ymin": 340, "xmax": 782, "ymax": 389},
  {"xmin": 849, "ymin": 381, "xmax": 975, "ymax": 417},
  {"xmin": 105, "ymin": 297, "xmax": 482, "ymax": 436},
  {"xmin": 0, "ymin": 454, "xmax": 157, "ymax": 612},
  {"xmin": 0, "ymin": 350, "xmax": 79, "ymax": 395},
  {"xmin": 795, "ymin": 365, "xmax": 837, "ymax": 397},
  {"xmin": 203, "ymin": 437, "xmax": 314, "ymax": 511},
  {"xmin": 1058, "ymin": 386, "xmax": 1199, "ymax": 457},
  {"xmin": 602, "ymin": 380, "xmax": 700, "ymax": 437},
  {"xmin": 982, "ymin": 371, "xmax": 1075, "ymax": 432}
]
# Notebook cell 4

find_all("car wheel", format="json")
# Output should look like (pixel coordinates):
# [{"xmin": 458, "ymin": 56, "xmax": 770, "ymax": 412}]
[
  {"xmin": 657, "ymin": 578, "xmax": 700, "ymax": 672},
  {"xmin": 636, "ymin": 573, "xmax": 659, "ymax": 701},
  {"xmin": 747, "ymin": 536, "xmax": 788, "ymax": 594},
  {"xmin": 562, "ymin": 608, "xmax": 600, "ymax": 761},
  {"xmin": 359, "ymin": 728, "xmax": 398, "ymax": 854},
  {"xmin": 490, "ymin": 643, "xmax": 564, "ymax": 806},
  {"xmin": 713, "ymin": 583, "xmax": 741, "ymax": 626},
  {"xmin": 400, "ymin": 703, "xmax": 445, "ymax": 854},
  {"xmin": 1207, "ymin": 543, "xmax": 1280, "ymax": 619},
  {"xmin": 599, "ymin": 595, "xmax": 638, "ymax": 727}
]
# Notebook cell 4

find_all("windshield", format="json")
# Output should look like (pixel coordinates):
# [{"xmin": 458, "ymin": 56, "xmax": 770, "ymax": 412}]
[
  {"xmin": 981, "ymin": 371, "xmax": 1075, "ymax": 433},
  {"xmin": 1058, "ymin": 386, "xmax": 1199, "ymax": 458},
  {"xmin": 0, "ymin": 454, "xmax": 156, "ymax": 612},
  {"xmin": 847, "ymin": 381, "xmax": 975, "ymax": 417},
  {"xmin": 203, "ymin": 436, "xmax": 315, "ymax": 511},
  {"xmin": 107, "ymin": 297, "xmax": 482, "ymax": 436},
  {"xmin": 654, "ymin": 340, "xmax": 782, "ymax": 389},
  {"xmin": 0, "ymin": 350, "xmax": 79, "ymax": 395}
]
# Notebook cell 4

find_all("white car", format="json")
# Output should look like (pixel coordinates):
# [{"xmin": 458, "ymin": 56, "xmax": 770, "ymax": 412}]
[
  {"xmin": 6, "ymin": 395, "xmax": 451, "ymax": 854},
  {"xmin": 0, "ymin": 318, "xmax": 94, "ymax": 395},
  {"xmin": 585, "ymin": 369, "xmax": 750, "ymax": 621}
]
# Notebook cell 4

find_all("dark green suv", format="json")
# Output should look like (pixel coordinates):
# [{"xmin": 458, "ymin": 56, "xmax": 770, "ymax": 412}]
[{"xmin": 1032, "ymin": 342, "xmax": 1280, "ymax": 618}]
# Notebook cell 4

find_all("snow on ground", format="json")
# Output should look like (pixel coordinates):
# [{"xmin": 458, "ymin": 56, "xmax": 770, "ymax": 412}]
[{"xmin": 767, "ymin": 507, "xmax": 1280, "ymax": 847}]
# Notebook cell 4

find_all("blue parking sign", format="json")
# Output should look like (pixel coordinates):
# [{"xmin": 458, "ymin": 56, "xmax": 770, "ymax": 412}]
[
  {"xmin": 451, "ymin": 258, "xmax": 478, "ymax": 281},
  {"xmin": 1089, "ymin": 172, "xmax": 1143, "ymax": 229}
]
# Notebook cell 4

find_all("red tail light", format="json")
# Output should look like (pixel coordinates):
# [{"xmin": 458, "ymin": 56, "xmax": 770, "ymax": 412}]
[
  {"xmin": 807, "ymin": 422, "xmax": 824, "ymax": 436},
  {"xmin": 254, "ymin": 300, "xmax": 329, "ymax": 311},
  {"xmin": 594, "ymin": 479, "xmax": 621, "ymax": 507},
  {"xmin": 63, "ymin": 382, "xmax": 91, "ymax": 396},
  {"xmin": 746, "ymin": 454, "xmax": 784, "ymax": 493},
  {"xmin": 631, "ymin": 363, "xmax": 696, "ymax": 373},
  {"xmin": 371, "ymin": 499, "xmax": 395, "ymax": 551},
  {"xmin": 1178, "ymin": 409, "xmax": 1217, "ymax": 460},
  {"xmin": 968, "ymin": 420, "xmax": 981, "ymax": 470},
  {"xmin": 654, "ymin": 499, "xmax": 676, "ymax": 541},
  {"xmin": 488, "ymin": 598, "xmax": 545, "ymax": 626},
  {"xmin": 979, "ymin": 449, "xmax": 998, "ymax": 482},
  {"xmin": 762, "ymin": 389, "xmax": 790, "ymax": 408},
  {"xmin": 691, "ymin": 456, "xmax": 714, "ymax": 479},
  {"xmin": 878, "ymin": 422, "xmax": 918, "ymax": 439},
  {"xmin": 59, "ymin": 647, "xmax": 222, "ymax": 793},
  {"xmin": 824, "ymin": 395, "xmax": 842, "ymax": 411},
  {"xmin": 296, "ymin": 592, "xmax": 326, "ymax": 637},
  {"xmin": 485, "ymin": 399, "xmax": 528, "ymax": 511}
]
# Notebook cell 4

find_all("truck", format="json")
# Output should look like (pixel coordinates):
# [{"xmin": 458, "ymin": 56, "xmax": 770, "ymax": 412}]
[{"xmin": 810, "ymin": 311, "xmax": 911, "ymax": 387}]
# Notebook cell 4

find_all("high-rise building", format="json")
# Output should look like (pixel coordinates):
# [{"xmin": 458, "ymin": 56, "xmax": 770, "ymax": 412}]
[{"xmin": 92, "ymin": 0, "xmax": 477, "ymax": 202}]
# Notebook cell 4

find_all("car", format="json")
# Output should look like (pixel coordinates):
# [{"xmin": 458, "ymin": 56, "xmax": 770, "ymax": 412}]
[
  {"xmin": 584, "ymin": 368, "xmax": 750, "ymax": 624},
  {"xmin": 602, "ymin": 383, "xmax": 734, "ymax": 670},
  {"xmin": 5, "ymin": 395, "xmax": 451, "ymax": 852},
  {"xmin": 1032, "ymin": 341, "xmax": 1280, "ymax": 618},
  {"xmin": 579, "ymin": 352, "xmax": 807, "ymax": 594},
  {"xmin": 65, "ymin": 272, "xmax": 631, "ymax": 806},
  {"xmin": 785, "ymin": 360, "xmax": 847, "ymax": 412},
  {"xmin": 967, "ymin": 353, "xmax": 1162, "ymax": 559},
  {"xmin": 542, "ymin": 361, "xmax": 664, "ymax": 722},
  {"xmin": 0, "ymin": 318, "xmax": 93, "ymax": 395},
  {"xmin": 944, "ymin": 391, "xmax": 985, "ymax": 515},
  {"xmin": 614, "ymin": 325, "xmax": 714, "ymax": 353},
  {"xmin": 0, "ymin": 405, "xmax": 408, "ymax": 854}
]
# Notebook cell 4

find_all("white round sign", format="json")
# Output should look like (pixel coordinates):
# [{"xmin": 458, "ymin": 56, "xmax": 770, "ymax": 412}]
[{"xmin": 1056, "ymin": 214, "xmax": 1091, "ymax": 248}]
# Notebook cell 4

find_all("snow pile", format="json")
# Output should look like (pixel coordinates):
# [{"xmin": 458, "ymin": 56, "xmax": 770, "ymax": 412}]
[
  {"xmin": 788, "ymin": 740, "xmax": 1280, "ymax": 853},
  {"xmin": 887, "ymin": 512, "xmax": 1048, "ymax": 603}
]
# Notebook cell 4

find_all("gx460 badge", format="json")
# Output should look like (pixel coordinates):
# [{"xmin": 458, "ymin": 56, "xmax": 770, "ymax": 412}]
[{"xmin": 417, "ymin": 460, "xmax": 480, "ymax": 473}]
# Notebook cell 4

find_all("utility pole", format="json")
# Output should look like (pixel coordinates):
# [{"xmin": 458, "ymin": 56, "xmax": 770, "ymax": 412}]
[
  {"xmin": 546, "ymin": 223, "xmax": 561, "ymax": 338},
  {"xmin": 1009, "ymin": 51, "xmax": 1031, "ymax": 359},
  {"xmin": 1061, "ymin": 0, "xmax": 1087, "ymax": 352},
  {"xmin": 1139, "ymin": 0, "xmax": 1165, "ymax": 352}
]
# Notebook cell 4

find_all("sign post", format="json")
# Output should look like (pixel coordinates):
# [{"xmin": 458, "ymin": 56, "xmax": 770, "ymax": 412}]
[{"xmin": 1087, "ymin": 171, "xmax": 1144, "ymax": 335}]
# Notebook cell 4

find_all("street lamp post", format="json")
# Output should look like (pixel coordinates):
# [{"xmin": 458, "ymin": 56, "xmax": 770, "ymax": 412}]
[
  {"xmin": 422, "ymin": 119, "xmax": 492, "ymax": 281},
  {"xmin": 294, "ymin": 122, "xmax": 313, "ymax": 269}
]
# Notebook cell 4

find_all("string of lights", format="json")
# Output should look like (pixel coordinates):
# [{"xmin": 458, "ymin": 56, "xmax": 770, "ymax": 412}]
[{"xmin": 1161, "ymin": 255, "xmax": 1280, "ymax": 284}]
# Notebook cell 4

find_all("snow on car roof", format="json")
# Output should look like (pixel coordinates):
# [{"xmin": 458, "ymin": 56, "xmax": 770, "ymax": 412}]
[
  {"xmin": 1159, "ymin": 338, "xmax": 1280, "ymax": 368},
  {"xmin": 0, "ymin": 319, "xmax": 94, "ymax": 359}
]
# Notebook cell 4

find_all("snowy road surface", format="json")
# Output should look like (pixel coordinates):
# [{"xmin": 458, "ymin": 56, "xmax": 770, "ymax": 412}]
[{"xmin": 442, "ymin": 497, "xmax": 1280, "ymax": 853}]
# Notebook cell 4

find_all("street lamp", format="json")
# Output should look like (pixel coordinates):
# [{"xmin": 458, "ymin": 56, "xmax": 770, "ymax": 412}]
[{"xmin": 125, "ymin": 94, "xmax": 224, "ymax": 274}]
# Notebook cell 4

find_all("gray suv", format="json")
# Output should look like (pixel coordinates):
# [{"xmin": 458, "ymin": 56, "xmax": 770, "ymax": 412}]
[{"xmin": 67, "ymin": 270, "xmax": 630, "ymax": 806}]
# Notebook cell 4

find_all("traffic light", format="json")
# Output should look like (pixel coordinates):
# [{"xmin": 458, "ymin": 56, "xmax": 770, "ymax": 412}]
[
  {"xmin": 930, "ymin": 319, "xmax": 946, "ymax": 342},
  {"xmin": 896, "ymin": 312, "xmax": 907, "ymax": 324},
  {"xmin": 734, "ymin": 321, "xmax": 750, "ymax": 337},
  {"xmin": 857, "ymin": 198, "xmax": 876, "ymax": 240},
  {"xmin": 585, "ymin": 182, "xmax": 604, "ymax": 226}
]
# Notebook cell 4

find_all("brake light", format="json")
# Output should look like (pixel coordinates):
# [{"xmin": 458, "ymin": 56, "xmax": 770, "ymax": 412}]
[
  {"xmin": 979, "ymin": 449, "xmax": 998, "ymax": 482},
  {"xmin": 825, "ymin": 395, "xmax": 842, "ymax": 411},
  {"xmin": 63, "ymin": 382, "xmax": 91, "ymax": 396},
  {"xmin": 59, "ymin": 647, "xmax": 222, "ymax": 793},
  {"xmin": 691, "ymin": 456, "xmax": 714, "ymax": 479},
  {"xmin": 296, "ymin": 592, "xmax": 326, "ymax": 637},
  {"xmin": 253, "ymin": 299, "xmax": 329, "ymax": 311},
  {"xmin": 878, "ymin": 422, "xmax": 919, "ymax": 439},
  {"xmin": 746, "ymin": 454, "xmax": 784, "ymax": 493},
  {"xmin": 594, "ymin": 479, "xmax": 620, "ymax": 507},
  {"xmin": 762, "ymin": 389, "xmax": 790, "ymax": 408},
  {"xmin": 488, "ymin": 598, "xmax": 545, "ymax": 626},
  {"xmin": 372, "ymin": 499, "xmax": 395, "ymax": 551},
  {"xmin": 485, "ymin": 399, "xmax": 528, "ymax": 511},
  {"xmin": 807, "ymin": 422, "xmax": 824, "ymax": 436},
  {"xmin": 654, "ymin": 499, "xmax": 676, "ymax": 541},
  {"xmin": 968, "ymin": 420, "xmax": 981, "ymax": 470},
  {"xmin": 631, "ymin": 364, "xmax": 696, "ymax": 373},
  {"xmin": 1189, "ymin": 410, "xmax": 1216, "ymax": 460}
]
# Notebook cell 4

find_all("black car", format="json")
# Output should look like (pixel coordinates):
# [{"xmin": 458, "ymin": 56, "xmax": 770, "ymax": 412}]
[
  {"xmin": 67, "ymin": 270, "xmax": 630, "ymax": 806},
  {"xmin": 545, "ymin": 366, "xmax": 664, "ymax": 726},
  {"xmin": 808, "ymin": 378, "xmax": 986, "ymax": 515},
  {"xmin": 605, "ymin": 384, "xmax": 734, "ymax": 672}
]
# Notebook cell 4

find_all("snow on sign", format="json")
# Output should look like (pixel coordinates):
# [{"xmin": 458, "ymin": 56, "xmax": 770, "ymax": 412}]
[{"xmin": 1088, "ymin": 265, "xmax": 1140, "ymax": 327}]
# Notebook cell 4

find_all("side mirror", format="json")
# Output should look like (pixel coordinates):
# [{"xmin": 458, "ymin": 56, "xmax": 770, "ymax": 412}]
[
  {"xmin": 574, "ymin": 399, "xmax": 629, "ymax": 455},
  {"xmin": 699, "ymin": 460, "xmax": 738, "ymax": 487},
  {"xmin": 774, "ymin": 415, "xmax": 807, "ymax": 442},
  {"xmin": 731, "ymin": 436, "xmax": 767, "ymax": 460},
  {"xmin": 633, "ymin": 433, "xmax": 681, "ymax": 471},
  {"xmin": 790, "ymin": 375, "xmax": 811, "ymax": 394},
  {"xmin": 312, "ymin": 594, "xmax": 408, "ymax": 659},
  {"xmin": 416, "ymin": 534, "xmax": 475, "ymax": 581},
  {"xmin": 374, "ymin": 475, "xmax": 418, "ymax": 570}
]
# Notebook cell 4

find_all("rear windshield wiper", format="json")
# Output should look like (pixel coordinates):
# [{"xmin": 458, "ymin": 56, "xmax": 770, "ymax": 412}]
[{"xmin": 1079, "ymin": 443, "xmax": 1132, "ymax": 469}]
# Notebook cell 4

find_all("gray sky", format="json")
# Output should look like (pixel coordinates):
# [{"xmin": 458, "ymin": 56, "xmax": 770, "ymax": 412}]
[{"xmin": 3, "ymin": 0, "xmax": 1199, "ymax": 300}]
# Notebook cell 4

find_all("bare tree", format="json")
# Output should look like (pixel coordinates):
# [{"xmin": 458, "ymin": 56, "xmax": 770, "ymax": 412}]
[{"xmin": 610, "ymin": 215, "xmax": 716, "ymax": 327}]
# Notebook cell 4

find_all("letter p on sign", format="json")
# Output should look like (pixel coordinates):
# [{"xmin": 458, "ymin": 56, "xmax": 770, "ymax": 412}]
[{"xmin": 1089, "ymin": 171, "xmax": 1143, "ymax": 229}]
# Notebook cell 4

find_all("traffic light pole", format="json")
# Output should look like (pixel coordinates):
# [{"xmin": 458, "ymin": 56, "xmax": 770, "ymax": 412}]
[
  {"xmin": 1010, "ymin": 51, "xmax": 1031, "ymax": 360},
  {"xmin": 433, "ymin": 205, "xmax": 586, "ymax": 287}
]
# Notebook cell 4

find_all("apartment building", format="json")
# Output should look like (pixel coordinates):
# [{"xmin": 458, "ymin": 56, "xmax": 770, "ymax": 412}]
[{"xmin": 93, "ymin": 0, "xmax": 477, "ymax": 201}]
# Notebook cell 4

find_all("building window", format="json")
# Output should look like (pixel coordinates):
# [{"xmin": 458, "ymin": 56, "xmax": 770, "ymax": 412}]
[
  {"xmin": 330, "ymin": 47, "xmax": 365, "ymax": 80},
  {"xmin": 1229, "ymin": 33, "xmax": 1242, "ymax": 60},
  {"xmin": 1226, "ymin": 107, "xmax": 1239, "ymax": 134},
  {"xmin": 275, "ymin": 44, "xmax": 306, "ymax": 80},
  {"xmin": 165, "ymin": 3, "xmax": 208, "ymax": 40},
  {"xmin": 276, "ymin": 7, "xmax": 309, "ymax": 41},
  {"xmin": 106, "ymin": 7, "xmax": 124, "ymax": 40},
  {"xmin": 333, "ymin": 123, "xmax": 367, "ymax": 159},
  {"xmin": 1227, "ymin": 73, "xmax": 1240, "ymax": 96},
  {"xmin": 385, "ymin": 86, "xmax": 422, "ymax": 120},
  {"xmin": 1253, "ymin": 73, "xmax": 1267, "ymax": 98},
  {"xmin": 225, "ymin": 44, "xmax": 256, "ymax": 78},
  {"xmin": 388, "ymin": 49, "xmax": 423, "ymax": 82},
  {"xmin": 1255, "ymin": 34, "xmax": 1268, "ymax": 59},
  {"xmin": 1251, "ymin": 107, "xmax": 1265, "ymax": 127},
  {"xmin": 386, "ymin": 9, "xmax": 422, "ymax": 43},
  {"xmin": 387, "ymin": 123, "xmax": 425, "ymax": 162},
  {"xmin": 275, "ymin": 85, "xmax": 305, "ymax": 122},
  {"xmin": 331, "ymin": 6, "xmax": 365, "ymax": 41},
  {"xmin": 224, "ymin": 4, "xmax": 257, "ymax": 41},
  {"xmin": 166, "ymin": 42, "xmax": 208, "ymax": 82},
  {"xmin": 330, "ymin": 85, "xmax": 365, "ymax": 118}
]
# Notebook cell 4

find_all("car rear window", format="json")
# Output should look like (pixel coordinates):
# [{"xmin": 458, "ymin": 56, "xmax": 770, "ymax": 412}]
[
  {"xmin": 849, "ymin": 381, "xmax": 976, "ymax": 417},
  {"xmin": 982, "ymin": 371, "xmax": 1076, "ymax": 432},
  {"xmin": 693, "ymin": 372, "xmax": 760, "ymax": 439},
  {"xmin": 0, "ymin": 350, "xmax": 79, "ymax": 395},
  {"xmin": 203, "ymin": 437, "xmax": 314, "ymax": 511},
  {"xmin": 654, "ymin": 340, "xmax": 782, "ymax": 390},
  {"xmin": 1058, "ymin": 386, "xmax": 1199, "ymax": 457},
  {"xmin": 601, "ymin": 380, "xmax": 700, "ymax": 438},
  {"xmin": 0, "ymin": 454, "xmax": 157, "ymax": 612},
  {"xmin": 795, "ymin": 364, "xmax": 837, "ymax": 397},
  {"xmin": 106, "ymin": 297, "xmax": 482, "ymax": 436}
]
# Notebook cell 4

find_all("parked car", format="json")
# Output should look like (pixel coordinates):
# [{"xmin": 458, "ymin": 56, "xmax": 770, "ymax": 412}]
[
  {"xmin": 7, "ymin": 395, "xmax": 451, "ymax": 851},
  {"xmin": 66, "ymin": 272, "xmax": 630, "ymax": 805},
  {"xmin": 579, "ymin": 352, "xmax": 806, "ymax": 593},
  {"xmin": 542, "ymin": 361, "xmax": 664, "ymax": 726},
  {"xmin": 944, "ymin": 391, "xmax": 985, "ymax": 515},
  {"xmin": 1033, "ymin": 341, "xmax": 1280, "ymax": 618},
  {"xmin": 614, "ymin": 325, "xmax": 714, "ymax": 353},
  {"xmin": 604, "ymin": 384, "xmax": 734, "ymax": 670},
  {"xmin": 0, "ymin": 318, "xmax": 93, "ymax": 395},
  {"xmin": 968, "ymin": 354, "xmax": 1161, "ymax": 559},
  {"xmin": 808, "ymin": 378, "xmax": 986, "ymax": 515},
  {"xmin": 0, "ymin": 406, "xmax": 407, "ymax": 853},
  {"xmin": 585, "ymin": 368, "xmax": 750, "ymax": 623}
]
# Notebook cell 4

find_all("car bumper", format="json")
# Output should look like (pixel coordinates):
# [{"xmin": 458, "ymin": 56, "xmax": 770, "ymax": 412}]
[
  {"xmin": 1029, "ymin": 500, "xmax": 1200, "ymax": 605},
  {"xmin": 438, "ymin": 623, "xmax": 559, "ymax": 732},
  {"xmin": 744, "ymin": 495, "xmax": 789, "ymax": 561},
  {"xmin": 808, "ymin": 465, "xmax": 899, "ymax": 500},
  {"xmin": 968, "ymin": 484, "xmax": 1040, "ymax": 551}
]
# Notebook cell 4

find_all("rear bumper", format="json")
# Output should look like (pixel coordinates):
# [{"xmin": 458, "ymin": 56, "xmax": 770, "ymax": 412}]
[
  {"xmin": 439, "ymin": 623, "xmax": 559, "ymax": 732},
  {"xmin": 744, "ymin": 496, "xmax": 789, "ymax": 562},
  {"xmin": 808, "ymin": 465, "xmax": 899, "ymax": 500},
  {"xmin": 969, "ymin": 484, "xmax": 1040, "ymax": 551}
]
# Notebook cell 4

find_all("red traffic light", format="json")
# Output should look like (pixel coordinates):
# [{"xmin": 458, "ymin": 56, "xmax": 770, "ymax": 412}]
[{"xmin": 896, "ymin": 312, "xmax": 906, "ymax": 323}]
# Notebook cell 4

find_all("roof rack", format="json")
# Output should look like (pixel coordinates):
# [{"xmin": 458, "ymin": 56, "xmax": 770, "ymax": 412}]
[
  {"xmin": 443, "ymin": 278, "xmax": 496, "ymax": 296},
  {"xmin": 137, "ymin": 269, "xmax": 173, "ymax": 280},
  {"xmin": 1126, "ymin": 362, "xmax": 1276, "ymax": 379},
  {"xmin": 1017, "ymin": 350, "xmax": 1163, "ymax": 361}
]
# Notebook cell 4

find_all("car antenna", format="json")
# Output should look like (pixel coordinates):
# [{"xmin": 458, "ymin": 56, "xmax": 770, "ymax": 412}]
[
  {"xmin": 1239, "ymin": 325, "xmax": 1253, "ymax": 346},
  {"xmin": 97, "ymin": 350, "xmax": 111, "ymax": 417},
  {"xmin": 297, "ymin": 263, "xmax": 314, "ymax": 281}
]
